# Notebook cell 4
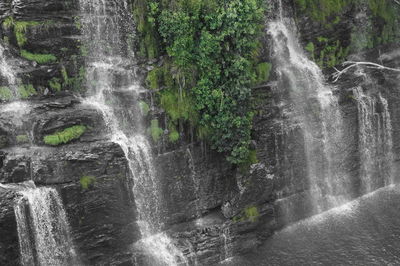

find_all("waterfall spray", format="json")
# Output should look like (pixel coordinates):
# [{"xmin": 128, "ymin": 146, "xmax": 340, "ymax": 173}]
[
  {"xmin": 15, "ymin": 186, "xmax": 79, "ymax": 266},
  {"xmin": 79, "ymin": 0, "xmax": 186, "ymax": 264},
  {"xmin": 268, "ymin": 1, "xmax": 348, "ymax": 213}
]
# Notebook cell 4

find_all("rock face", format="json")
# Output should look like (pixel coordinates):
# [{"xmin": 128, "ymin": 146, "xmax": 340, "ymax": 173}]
[{"xmin": 0, "ymin": 0, "xmax": 399, "ymax": 265}]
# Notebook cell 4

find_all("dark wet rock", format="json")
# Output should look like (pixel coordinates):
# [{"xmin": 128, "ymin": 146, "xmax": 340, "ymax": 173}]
[
  {"xmin": 0, "ymin": 188, "xmax": 19, "ymax": 266},
  {"xmin": 155, "ymin": 145, "xmax": 236, "ymax": 226},
  {"xmin": 221, "ymin": 163, "xmax": 274, "ymax": 219}
]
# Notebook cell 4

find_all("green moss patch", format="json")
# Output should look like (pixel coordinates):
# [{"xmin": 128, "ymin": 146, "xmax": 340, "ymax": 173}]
[
  {"xmin": 0, "ymin": 87, "xmax": 13, "ymax": 101},
  {"xmin": 21, "ymin": 50, "xmax": 57, "ymax": 64},
  {"xmin": 16, "ymin": 135, "xmax": 29, "ymax": 144},
  {"xmin": 43, "ymin": 125, "xmax": 87, "ymax": 146},
  {"xmin": 254, "ymin": 62, "xmax": 272, "ymax": 84},
  {"xmin": 80, "ymin": 176, "xmax": 96, "ymax": 190},
  {"xmin": 233, "ymin": 205, "xmax": 260, "ymax": 223},
  {"xmin": 149, "ymin": 119, "xmax": 163, "ymax": 142},
  {"xmin": 18, "ymin": 84, "xmax": 37, "ymax": 99}
]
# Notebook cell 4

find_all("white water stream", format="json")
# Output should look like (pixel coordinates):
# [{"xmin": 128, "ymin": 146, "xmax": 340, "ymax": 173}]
[
  {"xmin": 14, "ymin": 185, "xmax": 79, "ymax": 265},
  {"xmin": 79, "ymin": 0, "xmax": 186, "ymax": 264}
]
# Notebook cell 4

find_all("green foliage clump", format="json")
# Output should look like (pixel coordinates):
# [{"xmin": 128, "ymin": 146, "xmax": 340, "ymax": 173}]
[
  {"xmin": 132, "ymin": 0, "xmax": 160, "ymax": 58},
  {"xmin": 80, "ymin": 176, "xmax": 96, "ymax": 190},
  {"xmin": 16, "ymin": 135, "xmax": 29, "ymax": 144},
  {"xmin": 239, "ymin": 149, "xmax": 258, "ymax": 174},
  {"xmin": 1, "ymin": 17, "xmax": 52, "ymax": 47},
  {"xmin": 233, "ymin": 205, "xmax": 260, "ymax": 223},
  {"xmin": 49, "ymin": 78, "xmax": 62, "ymax": 92},
  {"xmin": 74, "ymin": 16, "xmax": 82, "ymax": 30},
  {"xmin": 146, "ymin": 68, "xmax": 161, "ymax": 90},
  {"xmin": 149, "ymin": 119, "xmax": 163, "ymax": 142},
  {"xmin": 18, "ymin": 84, "xmax": 37, "ymax": 99},
  {"xmin": 254, "ymin": 62, "xmax": 272, "ymax": 84},
  {"xmin": 0, "ymin": 87, "xmax": 13, "ymax": 101},
  {"xmin": 305, "ymin": 38, "xmax": 348, "ymax": 68},
  {"xmin": 168, "ymin": 129, "xmax": 180, "ymax": 143},
  {"xmin": 296, "ymin": 0, "xmax": 400, "ymax": 52},
  {"xmin": 21, "ymin": 50, "xmax": 57, "ymax": 64},
  {"xmin": 160, "ymin": 89, "xmax": 197, "ymax": 124},
  {"xmin": 145, "ymin": 0, "xmax": 266, "ymax": 164},
  {"xmin": 244, "ymin": 206, "xmax": 260, "ymax": 222},
  {"xmin": 60, "ymin": 66, "xmax": 86, "ymax": 91},
  {"xmin": 366, "ymin": 0, "xmax": 400, "ymax": 46},
  {"xmin": 295, "ymin": 0, "xmax": 351, "ymax": 23},
  {"xmin": 43, "ymin": 125, "xmax": 87, "ymax": 146}
]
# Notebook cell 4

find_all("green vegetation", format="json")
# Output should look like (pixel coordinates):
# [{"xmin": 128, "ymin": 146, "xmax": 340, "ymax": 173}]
[
  {"xmin": 137, "ymin": 0, "xmax": 266, "ymax": 164},
  {"xmin": 60, "ymin": 65, "xmax": 86, "ymax": 91},
  {"xmin": 139, "ymin": 101, "xmax": 150, "ymax": 116},
  {"xmin": 132, "ymin": 0, "xmax": 160, "ymax": 58},
  {"xmin": 168, "ymin": 126, "xmax": 180, "ymax": 143},
  {"xmin": 80, "ymin": 176, "xmax": 96, "ymax": 190},
  {"xmin": 254, "ymin": 62, "xmax": 272, "ymax": 84},
  {"xmin": 18, "ymin": 84, "xmax": 37, "ymax": 99},
  {"xmin": 2, "ymin": 17, "xmax": 54, "ymax": 47},
  {"xmin": 49, "ymin": 78, "xmax": 62, "ymax": 92},
  {"xmin": 239, "ymin": 149, "xmax": 258, "ymax": 174},
  {"xmin": 149, "ymin": 119, "xmax": 163, "ymax": 142},
  {"xmin": 43, "ymin": 125, "xmax": 87, "ymax": 146},
  {"xmin": 233, "ymin": 205, "xmax": 260, "ymax": 223},
  {"xmin": 16, "ymin": 135, "xmax": 29, "ymax": 144},
  {"xmin": 0, "ymin": 87, "xmax": 13, "ymax": 101},
  {"xmin": 295, "ymin": 0, "xmax": 351, "ymax": 23},
  {"xmin": 21, "ymin": 50, "xmax": 57, "ymax": 64},
  {"xmin": 296, "ymin": 0, "xmax": 400, "ymax": 57},
  {"xmin": 305, "ymin": 37, "xmax": 349, "ymax": 68},
  {"xmin": 74, "ymin": 16, "xmax": 82, "ymax": 30},
  {"xmin": 0, "ymin": 85, "xmax": 38, "ymax": 100}
]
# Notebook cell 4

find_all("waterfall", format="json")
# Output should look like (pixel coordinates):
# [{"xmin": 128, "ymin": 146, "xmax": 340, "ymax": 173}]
[
  {"xmin": 14, "ymin": 186, "xmax": 79, "ymax": 266},
  {"xmin": 78, "ymin": 0, "xmax": 186, "ymax": 264},
  {"xmin": 268, "ymin": 10, "xmax": 348, "ymax": 213},
  {"xmin": 353, "ymin": 87, "xmax": 394, "ymax": 193},
  {"xmin": 0, "ymin": 43, "xmax": 17, "ymax": 88}
]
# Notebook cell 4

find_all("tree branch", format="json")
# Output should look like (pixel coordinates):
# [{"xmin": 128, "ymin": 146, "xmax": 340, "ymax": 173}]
[{"xmin": 332, "ymin": 61, "xmax": 400, "ymax": 82}]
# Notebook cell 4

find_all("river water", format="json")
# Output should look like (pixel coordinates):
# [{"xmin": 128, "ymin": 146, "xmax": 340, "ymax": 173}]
[{"xmin": 225, "ymin": 184, "xmax": 400, "ymax": 265}]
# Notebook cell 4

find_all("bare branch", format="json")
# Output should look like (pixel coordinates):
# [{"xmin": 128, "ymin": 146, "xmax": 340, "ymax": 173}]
[{"xmin": 332, "ymin": 61, "xmax": 400, "ymax": 82}]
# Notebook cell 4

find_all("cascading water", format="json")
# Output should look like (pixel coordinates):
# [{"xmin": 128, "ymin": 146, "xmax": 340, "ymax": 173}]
[
  {"xmin": 268, "ymin": 6, "xmax": 348, "ymax": 213},
  {"xmin": 0, "ymin": 43, "xmax": 16, "ymax": 89},
  {"xmin": 353, "ymin": 87, "xmax": 394, "ymax": 193},
  {"xmin": 14, "ymin": 186, "xmax": 79, "ymax": 266},
  {"xmin": 78, "ymin": 0, "xmax": 186, "ymax": 265}
]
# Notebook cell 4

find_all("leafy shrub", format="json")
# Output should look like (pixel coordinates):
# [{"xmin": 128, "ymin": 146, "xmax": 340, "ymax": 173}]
[{"xmin": 139, "ymin": 0, "xmax": 266, "ymax": 164}]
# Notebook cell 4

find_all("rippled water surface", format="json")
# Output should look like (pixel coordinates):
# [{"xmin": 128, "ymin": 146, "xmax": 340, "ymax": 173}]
[{"xmin": 226, "ymin": 185, "xmax": 400, "ymax": 265}]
